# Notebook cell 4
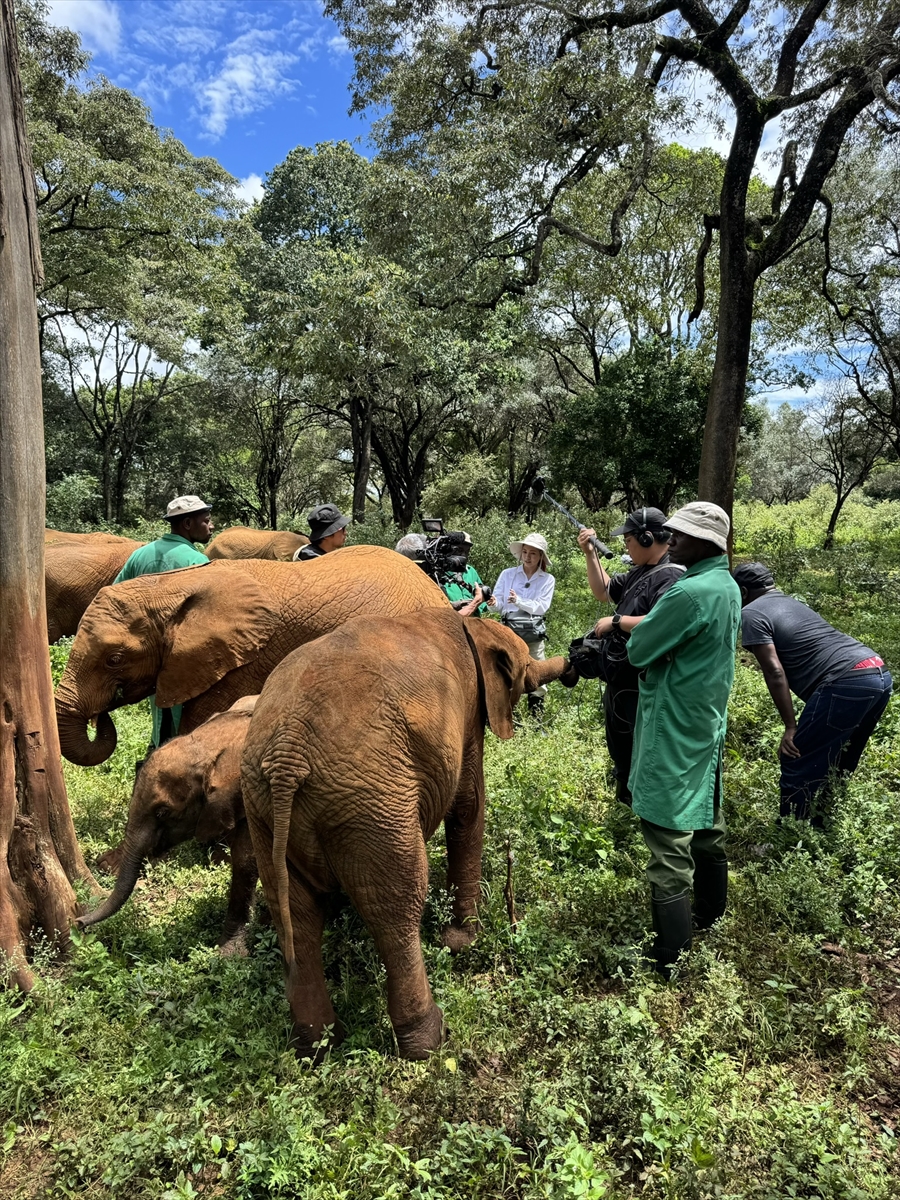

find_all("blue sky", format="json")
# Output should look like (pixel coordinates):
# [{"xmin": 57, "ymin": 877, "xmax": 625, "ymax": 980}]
[{"xmin": 46, "ymin": 0, "xmax": 372, "ymax": 202}]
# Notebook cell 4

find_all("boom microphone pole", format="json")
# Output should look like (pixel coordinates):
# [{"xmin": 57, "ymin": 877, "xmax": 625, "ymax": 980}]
[{"xmin": 528, "ymin": 476, "xmax": 615, "ymax": 560}]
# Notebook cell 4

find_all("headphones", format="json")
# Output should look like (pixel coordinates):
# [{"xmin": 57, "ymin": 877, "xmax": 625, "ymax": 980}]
[
  {"xmin": 634, "ymin": 507, "xmax": 670, "ymax": 548},
  {"xmin": 635, "ymin": 507, "xmax": 654, "ymax": 548}
]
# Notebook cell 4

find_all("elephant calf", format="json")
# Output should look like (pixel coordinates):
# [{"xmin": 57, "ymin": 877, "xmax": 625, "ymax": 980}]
[
  {"xmin": 78, "ymin": 697, "xmax": 259, "ymax": 955},
  {"xmin": 241, "ymin": 608, "xmax": 569, "ymax": 1061}
]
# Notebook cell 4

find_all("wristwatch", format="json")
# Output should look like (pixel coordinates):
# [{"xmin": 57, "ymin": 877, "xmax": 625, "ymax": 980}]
[{"xmin": 611, "ymin": 613, "xmax": 622, "ymax": 630}]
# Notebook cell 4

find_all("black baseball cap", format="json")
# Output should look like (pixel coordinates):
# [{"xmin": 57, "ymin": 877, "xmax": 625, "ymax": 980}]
[{"xmin": 610, "ymin": 507, "xmax": 669, "ymax": 538}]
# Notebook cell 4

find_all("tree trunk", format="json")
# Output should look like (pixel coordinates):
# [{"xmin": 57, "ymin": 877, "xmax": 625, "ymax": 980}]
[
  {"xmin": 0, "ymin": 0, "xmax": 96, "ymax": 992},
  {"xmin": 350, "ymin": 392, "xmax": 372, "ymax": 523},
  {"xmin": 697, "ymin": 112, "xmax": 764, "ymax": 524}
]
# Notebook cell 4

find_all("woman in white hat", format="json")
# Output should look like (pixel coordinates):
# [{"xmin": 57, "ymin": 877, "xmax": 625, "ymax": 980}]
[{"xmin": 489, "ymin": 533, "xmax": 556, "ymax": 724}]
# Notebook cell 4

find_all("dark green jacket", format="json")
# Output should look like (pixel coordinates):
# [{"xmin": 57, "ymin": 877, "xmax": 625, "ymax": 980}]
[{"xmin": 626, "ymin": 555, "xmax": 741, "ymax": 830}]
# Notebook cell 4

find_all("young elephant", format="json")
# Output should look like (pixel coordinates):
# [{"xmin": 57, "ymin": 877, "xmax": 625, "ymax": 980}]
[
  {"xmin": 241, "ymin": 609, "xmax": 568, "ymax": 1061},
  {"xmin": 78, "ymin": 697, "xmax": 258, "ymax": 954}
]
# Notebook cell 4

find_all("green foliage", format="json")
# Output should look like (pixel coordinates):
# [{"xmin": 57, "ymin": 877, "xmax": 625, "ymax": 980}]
[{"xmin": 548, "ymin": 340, "xmax": 711, "ymax": 511}]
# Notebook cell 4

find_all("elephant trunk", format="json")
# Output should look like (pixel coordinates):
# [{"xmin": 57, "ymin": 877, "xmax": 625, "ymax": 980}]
[
  {"xmin": 77, "ymin": 829, "xmax": 152, "ymax": 927},
  {"xmin": 524, "ymin": 654, "xmax": 569, "ymax": 694},
  {"xmin": 55, "ymin": 703, "xmax": 118, "ymax": 766}
]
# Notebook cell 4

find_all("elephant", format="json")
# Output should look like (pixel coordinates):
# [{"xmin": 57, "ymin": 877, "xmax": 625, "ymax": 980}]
[
  {"xmin": 45, "ymin": 534, "xmax": 145, "ymax": 643},
  {"xmin": 241, "ymin": 608, "xmax": 569, "ymax": 1061},
  {"xmin": 206, "ymin": 526, "xmax": 309, "ymax": 562},
  {"xmin": 55, "ymin": 546, "xmax": 449, "ymax": 768},
  {"xmin": 78, "ymin": 697, "xmax": 259, "ymax": 954},
  {"xmin": 45, "ymin": 528, "xmax": 135, "ymax": 545}
]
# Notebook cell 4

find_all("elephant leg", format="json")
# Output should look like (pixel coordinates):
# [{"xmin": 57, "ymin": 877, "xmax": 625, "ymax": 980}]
[
  {"xmin": 254, "ymin": 841, "xmax": 342, "ymax": 1060},
  {"xmin": 283, "ymin": 872, "xmax": 344, "ymax": 1060},
  {"xmin": 218, "ymin": 821, "xmax": 258, "ymax": 957},
  {"xmin": 341, "ymin": 834, "xmax": 444, "ymax": 1061},
  {"xmin": 442, "ymin": 744, "xmax": 486, "ymax": 953}
]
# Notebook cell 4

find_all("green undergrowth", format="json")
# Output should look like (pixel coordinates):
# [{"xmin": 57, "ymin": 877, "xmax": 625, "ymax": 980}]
[{"xmin": 4, "ymin": 503, "xmax": 900, "ymax": 1197}]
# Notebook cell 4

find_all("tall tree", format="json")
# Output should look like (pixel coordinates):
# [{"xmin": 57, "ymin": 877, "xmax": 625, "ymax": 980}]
[
  {"xmin": 0, "ymin": 0, "xmax": 94, "ymax": 991},
  {"xmin": 329, "ymin": 0, "xmax": 900, "ymax": 518},
  {"xmin": 803, "ymin": 389, "xmax": 888, "ymax": 548}
]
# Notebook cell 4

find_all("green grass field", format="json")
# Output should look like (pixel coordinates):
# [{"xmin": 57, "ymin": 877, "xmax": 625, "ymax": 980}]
[{"xmin": 2, "ymin": 494, "xmax": 900, "ymax": 1198}]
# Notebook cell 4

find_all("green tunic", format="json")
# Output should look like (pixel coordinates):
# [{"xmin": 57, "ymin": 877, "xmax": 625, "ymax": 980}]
[
  {"xmin": 113, "ymin": 533, "xmax": 210, "ymax": 744},
  {"xmin": 626, "ymin": 555, "xmax": 741, "ymax": 831}
]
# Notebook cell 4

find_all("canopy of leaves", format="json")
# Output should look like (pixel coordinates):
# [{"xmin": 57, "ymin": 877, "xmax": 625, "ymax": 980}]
[{"xmin": 548, "ymin": 339, "xmax": 711, "ymax": 511}]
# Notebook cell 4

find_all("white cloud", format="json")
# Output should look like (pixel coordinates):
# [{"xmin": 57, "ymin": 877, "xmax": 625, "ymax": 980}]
[
  {"xmin": 235, "ymin": 173, "xmax": 264, "ymax": 205},
  {"xmin": 198, "ymin": 48, "xmax": 299, "ymax": 138},
  {"xmin": 327, "ymin": 34, "xmax": 350, "ymax": 56},
  {"xmin": 46, "ymin": 0, "xmax": 122, "ymax": 56}
]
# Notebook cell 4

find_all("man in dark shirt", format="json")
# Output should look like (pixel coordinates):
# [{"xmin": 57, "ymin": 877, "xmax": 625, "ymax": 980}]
[
  {"xmin": 577, "ymin": 507, "xmax": 684, "ymax": 804},
  {"xmin": 734, "ymin": 562, "xmax": 893, "ymax": 823},
  {"xmin": 294, "ymin": 504, "xmax": 350, "ymax": 561}
]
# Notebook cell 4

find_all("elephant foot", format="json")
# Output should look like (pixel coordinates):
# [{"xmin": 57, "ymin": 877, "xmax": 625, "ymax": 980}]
[
  {"xmin": 394, "ymin": 1004, "xmax": 445, "ymax": 1060},
  {"xmin": 217, "ymin": 929, "xmax": 249, "ymax": 958},
  {"xmin": 441, "ymin": 920, "xmax": 479, "ymax": 954},
  {"xmin": 96, "ymin": 844, "xmax": 124, "ymax": 876},
  {"xmin": 288, "ymin": 1018, "xmax": 346, "ymax": 1063}
]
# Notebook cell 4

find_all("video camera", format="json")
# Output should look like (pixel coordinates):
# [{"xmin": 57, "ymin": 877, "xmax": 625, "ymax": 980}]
[{"xmin": 420, "ymin": 518, "xmax": 493, "ymax": 604}]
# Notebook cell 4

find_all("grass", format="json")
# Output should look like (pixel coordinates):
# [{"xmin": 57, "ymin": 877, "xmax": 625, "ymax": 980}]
[{"xmin": 2, "ymin": 497, "xmax": 900, "ymax": 1197}]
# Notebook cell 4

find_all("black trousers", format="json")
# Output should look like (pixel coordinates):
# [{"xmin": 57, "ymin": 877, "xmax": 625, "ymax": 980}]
[{"xmin": 603, "ymin": 674, "xmax": 640, "ymax": 804}]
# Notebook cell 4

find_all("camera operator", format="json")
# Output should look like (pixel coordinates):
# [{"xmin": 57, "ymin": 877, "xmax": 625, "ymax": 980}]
[
  {"xmin": 489, "ymin": 533, "xmax": 555, "ymax": 725},
  {"xmin": 395, "ymin": 529, "xmax": 488, "ymax": 616},
  {"xmin": 576, "ymin": 508, "xmax": 683, "ymax": 805}
]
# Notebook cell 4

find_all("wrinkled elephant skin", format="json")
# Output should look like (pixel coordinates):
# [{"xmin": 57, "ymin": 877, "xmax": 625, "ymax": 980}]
[
  {"xmin": 206, "ymin": 527, "xmax": 309, "ymax": 561},
  {"xmin": 79, "ymin": 697, "xmax": 259, "ymax": 954},
  {"xmin": 54, "ymin": 546, "xmax": 448, "ymax": 766},
  {"xmin": 241, "ymin": 609, "xmax": 570, "ymax": 1062},
  {"xmin": 45, "ymin": 535, "xmax": 144, "ymax": 643}
]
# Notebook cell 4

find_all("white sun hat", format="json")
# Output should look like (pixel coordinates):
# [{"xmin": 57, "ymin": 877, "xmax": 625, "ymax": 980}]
[
  {"xmin": 164, "ymin": 495, "xmax": 211, "ymax": 520},
  {"xmin": 508, "ymin": 532, "xmax": 551, "ymax": 570}
]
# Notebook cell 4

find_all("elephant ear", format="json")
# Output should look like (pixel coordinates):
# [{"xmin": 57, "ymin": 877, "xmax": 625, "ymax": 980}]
[
  {"xmin": 462, "ymin": 618, "xmax": 527, "ymax": 740},
  {"xmin": 155, "ymin": 569, "xmax": 279, "ymax": 708},
  {"xmin": 195, "ymin": 739, "xmax": 243, "ymax": 844}
]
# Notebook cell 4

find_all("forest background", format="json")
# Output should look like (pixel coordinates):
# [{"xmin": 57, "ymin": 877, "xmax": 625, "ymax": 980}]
[{"xmin": 5, "ymin": 1, "xmax": 900, "ymax": 1197}]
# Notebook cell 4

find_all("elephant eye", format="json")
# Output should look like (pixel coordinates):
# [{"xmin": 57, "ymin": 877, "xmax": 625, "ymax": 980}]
[{"xmin": 106, "ymin": 653, "xmax": 123, "ymax": 667}]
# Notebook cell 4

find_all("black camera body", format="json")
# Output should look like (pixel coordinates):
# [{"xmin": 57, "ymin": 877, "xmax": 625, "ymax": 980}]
[{"xmin": 419, "ymin": 519, "xmax": 493, "ymax": 604}]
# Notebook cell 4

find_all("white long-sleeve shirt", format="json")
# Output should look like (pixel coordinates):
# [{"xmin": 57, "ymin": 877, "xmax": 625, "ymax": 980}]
[{"xmin": 492, "ymin": 565, "xmax": 556, "ymax": 619}]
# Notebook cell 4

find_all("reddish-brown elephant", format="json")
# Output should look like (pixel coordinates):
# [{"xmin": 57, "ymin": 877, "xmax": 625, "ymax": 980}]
[
  {"xmin": 54, "ymin": 546, "xmax": 448, "ymax": 767},
  {"xmin": 206, "ymin": 527, "xmax": 309, "ymax": 561},
  {"xmin": 78, "ymin": 697, "xmax": 259, "ymax": 955},
  {"xmin": 45, "ymin": 534, "xmax": 144, "ymax": 643},
  {"xmin": 241, "ymin": 609, "xmax": 569, "ymax": 1062}
]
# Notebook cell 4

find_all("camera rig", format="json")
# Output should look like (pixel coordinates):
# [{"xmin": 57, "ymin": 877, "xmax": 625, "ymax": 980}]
[{"xmin": 420, "ymin": 518, "xmax": 492, "ymax": 604}]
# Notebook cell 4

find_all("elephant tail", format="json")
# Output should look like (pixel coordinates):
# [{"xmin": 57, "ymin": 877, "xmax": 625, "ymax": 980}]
[{"xmin": 268, "ymin": 765, "xmax": 306, "ymax": 975}]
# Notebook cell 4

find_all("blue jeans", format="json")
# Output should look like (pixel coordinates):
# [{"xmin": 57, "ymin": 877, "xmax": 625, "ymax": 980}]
[{"xmin": 780, "ymin": 668, "xmax": 893, "ymax": 822}]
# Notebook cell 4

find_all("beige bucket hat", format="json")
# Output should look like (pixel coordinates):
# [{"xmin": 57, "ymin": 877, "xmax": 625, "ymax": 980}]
[{"xmin": 664, "ymin": 501, "xmax": 730, "ymax": 551}]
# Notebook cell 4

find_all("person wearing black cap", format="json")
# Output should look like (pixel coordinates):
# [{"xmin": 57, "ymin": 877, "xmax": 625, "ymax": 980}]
[
  {"xmin": 294, "ymin": 504, "xmax": 350, "ymax": 561},
  {"xmin": 734, "ymin": 562, "xmax": 893, "ymax": 824},
  {"xmin": 576, "ymin": 508, "xmax": 684, "ymax": 805}
]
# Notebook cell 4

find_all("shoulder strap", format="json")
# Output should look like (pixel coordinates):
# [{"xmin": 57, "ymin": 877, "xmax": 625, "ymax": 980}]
[{"xmin": 644, "ymin": 562, "xmax": 686, "ymax": 579}]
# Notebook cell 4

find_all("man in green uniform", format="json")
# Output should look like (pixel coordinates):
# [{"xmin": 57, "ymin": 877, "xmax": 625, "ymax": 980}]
[
  {"xmin": 114, "ymin": 495, "xmax": 213, "ymax": 748},
  {"xmin": 625, "ymin": 501, "xmax": 741, "ymax": 977},
  {"xmin": 437, "ymin": 531, "xmax": 488, "ymax": 616}
]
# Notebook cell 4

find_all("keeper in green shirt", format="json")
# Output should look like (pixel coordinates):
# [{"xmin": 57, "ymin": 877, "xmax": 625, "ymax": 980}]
[
  {"xmin": 624, "ymin": 501, "xmax": 741, "ymax": 979},
  {"xmin": 114, "ymin": 495, "xmax": 214, "ymax": 748}
]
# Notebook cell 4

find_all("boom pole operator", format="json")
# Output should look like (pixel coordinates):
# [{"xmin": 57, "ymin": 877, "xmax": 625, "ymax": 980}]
[{"xmin": 576, "ymin": 508, "xmax": 684, "ymax": 805}]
